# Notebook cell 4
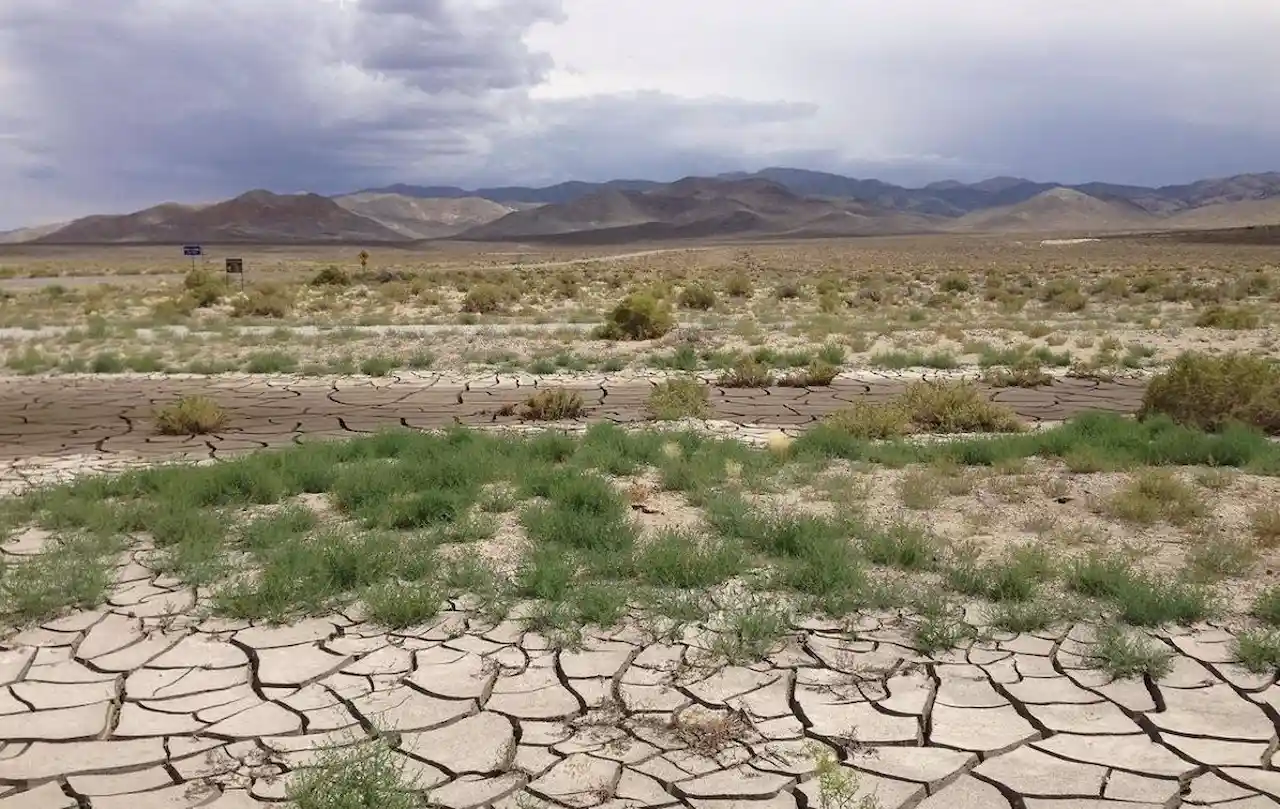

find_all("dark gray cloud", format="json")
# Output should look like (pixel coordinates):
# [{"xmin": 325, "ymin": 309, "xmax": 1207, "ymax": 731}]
[{"xmin": 2, "ymin": 0, "xmax": 1279, "ymax": 227}]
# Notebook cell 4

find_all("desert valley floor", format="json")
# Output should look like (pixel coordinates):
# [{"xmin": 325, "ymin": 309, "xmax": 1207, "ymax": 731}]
[{"xmin": 1, "ymin": 236, "xmax": 1279, "ymax": 808}]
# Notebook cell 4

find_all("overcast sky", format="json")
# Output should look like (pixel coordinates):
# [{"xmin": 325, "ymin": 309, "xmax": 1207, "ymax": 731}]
[{"xmin": 2, "ymin": 0, "xmax": 1279, "ymax": 228}]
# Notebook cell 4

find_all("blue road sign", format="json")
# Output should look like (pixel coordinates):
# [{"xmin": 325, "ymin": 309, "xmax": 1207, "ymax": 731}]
[{"xmin": 183, "ymin": 245, "xmax": 203, "ymax": 257}]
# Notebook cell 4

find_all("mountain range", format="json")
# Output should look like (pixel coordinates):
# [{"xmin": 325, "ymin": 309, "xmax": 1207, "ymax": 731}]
[{"xmin": 8, "ymin": 168, "xmax": 1280, "ymax": 245}]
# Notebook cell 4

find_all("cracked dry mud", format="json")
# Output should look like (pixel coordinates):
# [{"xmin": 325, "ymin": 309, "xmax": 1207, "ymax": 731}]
[
  {"xmin": 0, "ymin": 372, "xmax": 1146, "ymax": 467},
  {"xmin": 7, "ymin": 371, "xmax": 1278, "ymax": 808},
  {"xmin": 2, "ymin": 552, "xmax": 1280, "ymax": 809}
]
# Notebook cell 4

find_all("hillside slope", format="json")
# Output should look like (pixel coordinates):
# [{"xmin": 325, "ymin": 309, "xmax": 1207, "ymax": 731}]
[
  {"xmin": 333, "ymin": 193, "xmax": 516, "ymax": 239},
  {"xmin": 37, "ymin": 191, "xmax": 407, "ymax": 244},
  {"xmin": 947, "ymin": 188, "xmax": 1159, "ymax": 233}
]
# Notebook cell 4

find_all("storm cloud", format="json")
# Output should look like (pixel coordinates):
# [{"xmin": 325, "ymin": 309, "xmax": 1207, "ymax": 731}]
[{"xmin": 2, "ymin": 0, "xmax": 1278, "ymax": 227}]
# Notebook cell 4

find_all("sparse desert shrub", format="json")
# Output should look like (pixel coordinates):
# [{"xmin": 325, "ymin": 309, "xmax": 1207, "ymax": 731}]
[
  {"xmin": 819, "ymin": 380, "xmax": 1023, "ymax": 438},
  {"xmin": 724, "ymin": 274, "xmax": 753, "ymax": 298},
  {"xmin": 461, "ymin": 283, "xmax": 503, "ymax": 314},
  {"xmin": 678, "ymin": 283, "xmax": 717, "ymax": 310},
  {"xmin": 780, "ymin": 361, "xmax": 840, "ymax": 387},
  {"xmin": 718, "ymin": 358, "xmax": 774, "ymax": 388},
  {"xmin": 1104, "ymin": 470, "xmax": 1205, "ymax": 526},
  {"xmin": 286, "ymin": 737, "xmax": 419, "ymax": 809},
  {"xmin": 521, "ymin": 388, "xmax": 586, "ymax": 420},
  {"xmin": 897, "ymin": 380, "xmax": 1024, "ymax": 434},
  {"xmin": 1139, "ymin": 351, "xmax": 1280, "ymax": 434},
  {"xmin": 773, "ymin": 281, "xmax": 802, "ymax": 300},
  {"xmin": 598, "ymin": 293, "xmax": 675, "ymax": 340},
  {"xmin": 231, "ymin": 285, "xmax": 292, "ymax": 318},
  {"xmin": 939, "ymin": 272, "xmax": 971, "ymax": 293},
  {"xmin": 1195, "ymin": 306, "xmax": 1259, "ymax": 329},
  {"xmin": 309, "ymin": 265, "xmax": 351, "ymax": 287},
  {"xmin": 183, "ymin": 268, "xmax": 227, "ymax": 307},
  {"xmin": 982, "ymin": 359, "xmax": 1053, "ymax": 388},
  {"xmin": 647, "ymin": 377, "xmax": 711, "ymax": 420},
  {"xmin": 821, "ymin": 401, "xmax": 912, "ymax": 439},
  {"xmin": 153, "ymin": 395, "xmax": 229, "ymax": 435}
]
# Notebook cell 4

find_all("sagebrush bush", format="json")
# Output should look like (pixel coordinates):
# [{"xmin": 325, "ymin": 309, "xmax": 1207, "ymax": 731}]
[
  {"xmin": 780, "ymin": 361, "xmax": 840, "ymax": 387},
  {"xmin": 521, "ymin": 388, "xmax": 586, "ymax": 420},
  {"xmin": 822, "ymin": 380, "xmax": 1023, "ymax": 437},
  {"xmin": 599, "ymin": 293, "xmax": 675, "ymax": 340},
  {"xmin": 678, "ymin": 283, "xmax": 717, "ymax": 310},
  {"xmin": 724, "ymin": 274, "xmax": 753, "ymax": 298},
  {"xmin": 183, "ymin": 269, "xmax": 226, "ymax": 307},
  {"xmin": 231, "ymin": 285, "xmax": 292, "ymax": 318},
  {"xmin": 718, "ymin": 358, "xmax": 774, "ymax": 388},
  {"xmin": 647, "ymin": 377, "xmax": 710, "ymax": 420},
  {"xmin": 1195, "ymin": 306, "xmax": 1259, "ymax": 330},
  {"xmin": 1140, "ymin": 352, "xmax": 1280, "ymax": 434},
  {"xmin": 310, "ymin": 265, "xmax": 351, "ymax": 287},
  {"xmin": 461, "ymin": 284, "xmax": 504, "ymax": 314},
  {"xmin": 154, "ymin": 395, "xmax": 229, "ymax": 435}
]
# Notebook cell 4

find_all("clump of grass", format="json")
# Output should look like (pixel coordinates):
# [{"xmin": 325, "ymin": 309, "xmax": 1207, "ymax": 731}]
[
  {"xmin": 1235, "ymin": 630, "xmax": 1280, "ymax": 673},
  {"xmin": 821, "ymin": 380, "xmax": 1023, "ymax": 439},
  {"xmin": 948, "ymin": 543, "xmax": 1056, "ymax": 603},
  {"xmin": 1185, "ymin": 532, "xmax": 1255, "ymax": 582},
  {"xmin": 982, "ymin": 359, "xmax": 1053, "ymax": 388},
  {"xmin": 1195, "ymin": 306, "xmax": 1259, "ymax": 329},
  {"xmin": 718, "ymin": 358, "xmax": 774, "ymax": 388},
  {"xmin": 1066, "ymin": 554, "xmax": 1213, "ymax": 626},
  {"xmin": 154, "ymin": 395, "xmax": 229, "ymax": 435},
  {"xmin": 521, "ymin": 388, "xmax": 586, "ymax": 420},
  {"xmin": 1092, "ymin": 627, "xmax": 1174, "ymax": 679},
  {"xmin": 0, "ymin": 535, "xmax": 117, "ymax": 623},
  {"xmin": 779, "ymin": 361, "xmax": 840, "ymax": 387},
  {"xmin": 286, "ymin": 736, "xmax": 420, "ymax": 809},
  {"xmin": 870, "ymin": 350, "xmax": 958, "ymax": 370},
  {"xmin": 635, "ymin": 529, "xmax": 745, "ymax": 588},
  {"xmin": 911, "ymin": 594, "xmax": 968, "ymax": 654},
  {"xmin": 244, "ymin": 350, "xmax": 298, "ymax": 374},
  {"xmin": 1140, "ymin": 351, "xmax": 1280, "ymax": 435},
  {"xmin": 862, "ymin": 522, "xmax": 940, "ymax": 570},
  {"xmin": 362, "ymin": 579, "xmax": 442, "ymax": 629},
  {"xmin": 1248, "ymin": 503, "xmax": 1280, "ymax": 547},
  {"xmin": 710, "ymin": 597, "xmax": 790, "ymax": 663},
  {"xmin": 360, "ymin": 356, "xmax": 397, "ymax": 377},
  {"xmin": 1103, "ymin": 470, "xmax": 1206, "ymax": 526},
  {"xmin": 647, "ymin": 377, "xmax": 710, "ymax": 420},
  {"xmin": 598, "ymin": 293, "xmax": 675, "ymax": 340},
  {"xmin": 1252, "ymin": 586, "xmax": 1280, "ymax": 626}
]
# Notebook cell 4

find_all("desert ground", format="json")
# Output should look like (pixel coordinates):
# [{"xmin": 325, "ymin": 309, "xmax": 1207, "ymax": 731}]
[{"xmin": 1, "ymin": 234, "xmax": 1280, "ymax": 808}]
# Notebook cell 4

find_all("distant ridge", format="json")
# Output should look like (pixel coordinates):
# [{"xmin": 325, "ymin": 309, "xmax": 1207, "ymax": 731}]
[{"xmin": 13, "ymin": 168, "xmax": 1280, "ymax": 245}]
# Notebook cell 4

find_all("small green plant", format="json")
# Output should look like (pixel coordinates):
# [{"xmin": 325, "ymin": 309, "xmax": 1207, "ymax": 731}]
[
  {"xmin": 1254, "ymin": 586, "xmax": 1280, "ymax": 626},
  {"xmin": 1104, "ymin": 470, "xmax": 1205, "ymax": 526},
  {"xmin": 153, "ymin": 395, "xmax": 229, "ymax": 435},
  {"xmin": 286, "ymin": 736, "xmax": 420, "ymax": 809},
  {"xmin": 1140, "ymin": 351, "xmax": 1280, "ymax": 434},
  {"xmin": 1249, "ymin": 503, "xmax": 1280, "ymax": 547},
  {"xmin": 807, "ymin": 742, "xmax": 881, "ymax": 809},
  {"xmin": 647, "ymin": 377, "xmax": 711, "ymax": 420},
  {"xmin": 1235, "ymin": 630, "xmax": 1280, "ymax": 673},
  {"xmin": 1092, "ymin": 627, "xmax": 1173, "ymax": 679},
  {"xmin": 711, "ymin": 598, "xmax": 790, "ymax": 663},
  {"xmin": 520, "ymin": 388, "xmax": 586, "ymax": 421},
  {"xmin": 599, "ymin": 293, "xmax": 675, "ymax": 340}
]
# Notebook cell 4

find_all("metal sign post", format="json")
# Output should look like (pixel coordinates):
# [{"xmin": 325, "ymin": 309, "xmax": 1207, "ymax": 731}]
[
  {"xmin": 225, "ymin": 258, "xmax": 244, "ymax": 291},
  {"xmin": 183, "ymin": 244, "xmax": 203, "ymax": 273}
]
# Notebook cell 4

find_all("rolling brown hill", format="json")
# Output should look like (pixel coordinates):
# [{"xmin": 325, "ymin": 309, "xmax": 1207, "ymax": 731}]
[
  {"xmin": 332, "ymin": 193, "xmax": 518, "ymax": 239},
  {"xmin": 947, "ymin": 188, "xmax": 1160, "ymax": 233},
  {"xmin": 36, "ymin": 191, "xmax": 407, "ymax": 244},
  {"xmin": 453, "ymin": 177, "xmax": 939, "ymax": 242}
]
